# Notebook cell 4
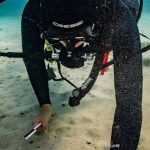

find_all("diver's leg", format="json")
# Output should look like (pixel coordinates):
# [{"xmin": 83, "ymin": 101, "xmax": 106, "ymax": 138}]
[
  {"xmin": 110, "ymin": 3, "xmax": 143, "ymax": 150},
  {"xmin": 21, "ymin": 0, "xmax": 51, "ymax": 107},
  {"xmin": 122, "ymin": 0, "xmax": 139, "ymax": 18}
]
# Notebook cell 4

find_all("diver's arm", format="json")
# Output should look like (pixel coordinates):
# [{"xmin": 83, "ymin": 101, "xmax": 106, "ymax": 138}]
[
  {"xmin": 21, "ymin": 0, "xmax": 51, "ymax": 107},
  {"xmin": 22, "ymin": 0, "xmax": 52, "ymax": 133}
]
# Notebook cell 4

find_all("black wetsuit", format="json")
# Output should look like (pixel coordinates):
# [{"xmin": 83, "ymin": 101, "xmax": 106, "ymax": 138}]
[{"xmin": 21, "ymin": 0, "xmax": 143, "ymax": 149}]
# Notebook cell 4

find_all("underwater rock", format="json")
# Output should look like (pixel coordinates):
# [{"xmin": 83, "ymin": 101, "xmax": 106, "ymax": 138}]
[
  {"xmin": 86, "ymin": 141, "xmax": 92, "ymax": 145},
  {"xmin": 143, "ymin": 58, "xmax": 150, "ymax": 67},
  {"xmin": 3, "ymin": 48, "xmax": 9, "ymax": 50}
]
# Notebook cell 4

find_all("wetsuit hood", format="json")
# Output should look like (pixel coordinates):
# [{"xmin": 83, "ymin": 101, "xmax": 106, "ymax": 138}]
[{"xmin": 42, "ymin": 0, "xmax": 96, "ymax": 30}]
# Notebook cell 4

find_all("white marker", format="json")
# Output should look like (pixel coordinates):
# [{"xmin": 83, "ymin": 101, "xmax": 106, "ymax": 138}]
[{"xmin": 24, "ymin": 123, "xmax": 42, "ymax": 140}]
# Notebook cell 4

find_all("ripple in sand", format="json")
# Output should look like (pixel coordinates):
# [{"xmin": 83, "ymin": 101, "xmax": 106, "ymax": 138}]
[
  {"xmin": 67, "ymin": 119, "xmax": 75, "ymax": 125},
  {"xmin": 79, "ymin": 116, "xmax": 93, "ymax": 124},
  {"xmin": 86, "ymin": 128, "xmax": 101, "ymax": 138}
]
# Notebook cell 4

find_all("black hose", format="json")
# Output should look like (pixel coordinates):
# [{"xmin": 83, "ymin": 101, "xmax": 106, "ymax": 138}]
[
  {"xmin": 0, "ymin": 52, "xmax": 25, "ymax": 58},
  {"xmin": 0, "ymin": 52, "xmax": 45, "ymax": 59},
  {"xmin": 69, "ymin": 43, "xmax": 150, "ymax": 107}
]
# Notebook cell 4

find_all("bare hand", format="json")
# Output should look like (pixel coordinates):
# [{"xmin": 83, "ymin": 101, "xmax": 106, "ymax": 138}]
[{"xmin": 33, "ymin": 104, "xmax": 52, "ymax": 134}]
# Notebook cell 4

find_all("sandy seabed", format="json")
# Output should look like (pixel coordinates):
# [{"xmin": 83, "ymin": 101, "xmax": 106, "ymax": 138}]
[{"xmin": 0, "ymin": 16, "xmax": 150, "ymax": 150}]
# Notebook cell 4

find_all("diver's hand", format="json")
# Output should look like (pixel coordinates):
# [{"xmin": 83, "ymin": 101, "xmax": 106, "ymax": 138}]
[{"xmin": 33, "ymin": 104, "xmax": 52, "ymax": 134}]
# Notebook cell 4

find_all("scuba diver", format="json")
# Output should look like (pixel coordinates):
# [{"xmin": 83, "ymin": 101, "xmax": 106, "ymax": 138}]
[{"xmin": 21, "ymin": 0, "xmax": 142, "ymax": 149}]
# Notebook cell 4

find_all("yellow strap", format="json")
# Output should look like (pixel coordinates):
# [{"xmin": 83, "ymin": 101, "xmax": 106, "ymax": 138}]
[{"xmin": 45, "ymin": 39, "xmax": 53, "ymax": 52}]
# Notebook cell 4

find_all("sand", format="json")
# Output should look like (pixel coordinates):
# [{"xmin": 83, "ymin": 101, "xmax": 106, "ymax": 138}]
[{"xmin": 0, "ymin": 16, "xmax": 150, "ymax": 150}]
